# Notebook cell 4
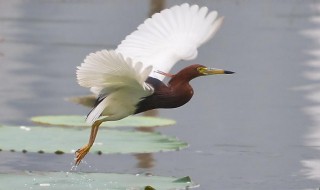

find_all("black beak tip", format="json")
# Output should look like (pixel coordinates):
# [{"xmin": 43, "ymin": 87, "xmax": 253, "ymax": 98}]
[{"xmin": 224, "ymin": 70, "xmax": 235, "ymax": 74}]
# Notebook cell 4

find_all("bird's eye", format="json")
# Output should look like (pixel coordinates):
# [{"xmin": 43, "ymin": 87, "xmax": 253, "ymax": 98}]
[{"xmin": 197, "ymin": 67, "xmax": 207, "ymax": 74}]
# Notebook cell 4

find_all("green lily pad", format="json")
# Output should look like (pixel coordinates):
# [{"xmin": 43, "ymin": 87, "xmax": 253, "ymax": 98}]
[
  {"xmin": 0, "ymin": 126, "xmax": 187, "ymax": 154},
  {"xmin": 0, "ymin": 171, "xmax": 198, "ymax": 190},
  {"xmin": 31, "ymin": 115, "xmax": 176, "ymax": 128}
]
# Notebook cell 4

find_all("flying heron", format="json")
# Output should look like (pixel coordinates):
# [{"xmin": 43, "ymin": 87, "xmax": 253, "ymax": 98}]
[{"xmin": 75, "ymin": 3, "xmax": 234, "ymax": 165}]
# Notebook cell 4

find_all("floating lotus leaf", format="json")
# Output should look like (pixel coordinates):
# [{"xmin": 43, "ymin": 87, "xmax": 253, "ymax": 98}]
[
  {"xmin": 31, "ymin": 115, "xmax": 175, "ymax": 128},
  {"xmin": 0, "ymin": 171, "xmax": 198, "ymax": 190},
  {"xmin": 0, "ymin": 126, "xmax": 187, "ymax": 154}
]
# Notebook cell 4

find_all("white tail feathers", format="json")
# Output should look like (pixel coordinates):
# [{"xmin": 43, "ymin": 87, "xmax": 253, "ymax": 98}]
[{"xmin": 86, "ymin": 97, "xmax": 108, "ymax": 125}]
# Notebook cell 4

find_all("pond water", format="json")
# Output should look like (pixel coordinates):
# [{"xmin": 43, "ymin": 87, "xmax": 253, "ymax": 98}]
[{"xmin": 1, "ymin": 0, "xmax": 320, "ymax": 189}]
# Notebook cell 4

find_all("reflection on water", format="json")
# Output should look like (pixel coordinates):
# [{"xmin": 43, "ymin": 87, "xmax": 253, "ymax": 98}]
[
  {"xmin": 135, "ymin": 153, "xmax": 155, "ymax": 169},
  {"xmin": 134, "ymin": 110, "xmax": 160, "ymax": 169},
  {"xmin": 302, "ymin": 159, "xmax": 320, "ymax": 180},
  {"xmin": 301, "ymin": 2, "xmax": 320, "ymax": 182}
]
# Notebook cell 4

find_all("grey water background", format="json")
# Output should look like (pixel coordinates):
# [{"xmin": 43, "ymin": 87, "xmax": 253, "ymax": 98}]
[{"xmin": 1, "ymin": 0, "xmax": 320, "ymax": 189}]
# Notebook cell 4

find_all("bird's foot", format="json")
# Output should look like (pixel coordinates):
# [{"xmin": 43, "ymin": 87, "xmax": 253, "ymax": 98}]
[{"xmin": 74, "ymin": 145, "xmax": 91, "ymax": 165}]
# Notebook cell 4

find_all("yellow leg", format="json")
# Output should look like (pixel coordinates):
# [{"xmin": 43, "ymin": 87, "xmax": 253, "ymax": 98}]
[{"xmin": 75, "ymin": 120, "xmax": 102, "ymax": 165}]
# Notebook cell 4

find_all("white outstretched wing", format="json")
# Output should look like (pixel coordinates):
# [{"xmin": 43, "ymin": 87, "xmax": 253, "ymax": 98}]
[
  {"xmin": 116, "ymin": 3, "xmax": 223, "ymax": 81},
  {"xmin": 77, "ymin": 50, "xmax": 153, "ymax": 92},
  {"xmin": 76, "ymin": 50, "xmax": 153, "ymax": 124}
]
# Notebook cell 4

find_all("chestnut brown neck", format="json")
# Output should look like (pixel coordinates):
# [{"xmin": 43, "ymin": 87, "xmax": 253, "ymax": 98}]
[
  {"xmin": 135, "ymin": 64, "xmax": 204, "ymax": 114},
  {"xmin": 168, "ymin": 64, "xmax": 204, "ymax": 86}
]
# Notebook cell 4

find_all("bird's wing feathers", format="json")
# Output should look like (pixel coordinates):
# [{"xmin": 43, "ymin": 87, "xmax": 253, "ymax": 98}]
[
  {"xmin": 116, "ymin": 3, "xmax": 223, "ymax": 81},
  {"xmin": 77, "ymin": 50, "xmax": 153, "ymax": 92},
  {"xmin": 76, "ymin": 4, "xmax": 223, "ymax": 124},
  {"xmin": 76, "ymin": 50, "xmax": 154, "ymax": 124}
]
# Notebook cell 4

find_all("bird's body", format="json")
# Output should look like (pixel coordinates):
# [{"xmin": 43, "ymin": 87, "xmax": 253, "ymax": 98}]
[
  {"xmin": 75, "ymin": 3, "xmax": 233, "ymax": 165},
  {"xmin": 135, "ymin": 64, "xmax": 205, "ymax": 113},
  {"xmin": 135, "ymin": 76, "xmax": 193, "ymax": 113}
]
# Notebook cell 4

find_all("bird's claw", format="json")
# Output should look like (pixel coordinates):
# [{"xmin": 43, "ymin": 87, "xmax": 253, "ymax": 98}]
[{"xmin": 74, "ymin": 145, "xmax": 91, "ymax": 165}]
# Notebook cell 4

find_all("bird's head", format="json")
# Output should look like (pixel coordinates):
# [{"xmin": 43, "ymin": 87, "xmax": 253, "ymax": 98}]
[
  {"xmin": 170, "ymin": 64, "xmax": 234, "ymax": 84},
  {"xmin": 180, "ymin": 64, "xmax": 234, "ymax": 78},
  {"xmin": 196, "ymin": 65, "xmax": 235, "ymax": 76}
]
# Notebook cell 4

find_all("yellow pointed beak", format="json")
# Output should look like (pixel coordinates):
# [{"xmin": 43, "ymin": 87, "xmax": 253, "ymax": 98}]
[{"xmin": 200, "ymin": 67, "xmax": 235, "ymax": 75}]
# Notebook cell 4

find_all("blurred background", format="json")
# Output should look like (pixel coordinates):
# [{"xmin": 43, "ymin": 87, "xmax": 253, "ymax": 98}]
[{"xmin": 1, "ymin": 0, "xmax": 320, "ymax": 189}]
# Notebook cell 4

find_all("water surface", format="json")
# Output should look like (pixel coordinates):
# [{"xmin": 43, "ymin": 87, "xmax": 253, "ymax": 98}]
[{"xmin": 0, "ymin": 0, "xmax": 320, "ymax": 189}]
